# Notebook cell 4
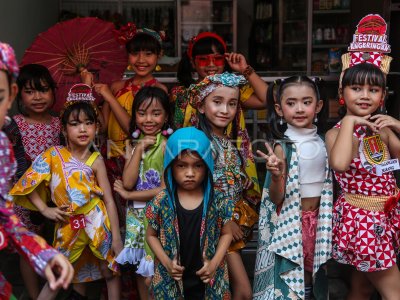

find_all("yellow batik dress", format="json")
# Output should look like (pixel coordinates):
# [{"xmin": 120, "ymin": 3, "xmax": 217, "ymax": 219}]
[{"xmin": 10, "ymin": 146, "xmax": 118, "ymax": 276}]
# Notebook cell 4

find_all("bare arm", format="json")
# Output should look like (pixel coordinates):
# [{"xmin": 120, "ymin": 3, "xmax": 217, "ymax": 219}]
[
  {"xmin": 225, "ymin": 52, "xmax": 267, "ymax": 109},
  {"xmin": 370, "ymin": 114, "xmax": 400, "ymax": 160},
  {"xmin": 94, "ymin": 82, "xmax": 131, "ymax": 134},
  {"xmin": 28, "ymin": 190, "xmax": 69, "ymax": 222},
  {"xmin": 92, "ymin": 157, "xmax": 123, "ymax": 254},
  {"xmin": 114, "ymin": 179, "xmax": 164, "ymax": 202}
]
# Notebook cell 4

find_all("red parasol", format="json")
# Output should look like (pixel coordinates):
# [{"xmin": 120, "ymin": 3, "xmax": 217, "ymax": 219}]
[{"xmin": 21, "ymin": 17, "xmax": 128, "ymax": 112}]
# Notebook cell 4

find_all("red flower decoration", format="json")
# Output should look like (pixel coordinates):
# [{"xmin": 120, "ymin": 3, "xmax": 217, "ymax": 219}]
[
  {"xmin": 384, "ymin": 194, "xmax": 400, "ymax": 215},
  {"xmin": 113, "ymin": 22, "xmax": 137, "ymax": 45}
]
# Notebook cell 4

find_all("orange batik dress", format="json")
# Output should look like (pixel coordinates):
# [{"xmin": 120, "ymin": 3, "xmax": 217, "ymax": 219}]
[{"xmin": 10, "ymin": 146, "xmax": 118, "ymax": 282}]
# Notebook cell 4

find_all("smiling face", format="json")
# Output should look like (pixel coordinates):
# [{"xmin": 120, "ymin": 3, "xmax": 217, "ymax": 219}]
[
  {"xmin": 135, "ymin": 98, "xmax": 167, "ymax": 136},
  {"xmin": 192, "ymin": 45, "xmax": 225, "ymax": 80},
  {"xmin": 172, "ymin": 150, "xmax": 206, "ymax": 192},
  {"xmin": 342, "ymin": 84, "xmax": 385, "ymax": 117},
  {"xmin": 128, "ymin": 50, "xmax": 159, "ymax": 79},
  {"xmin": 275, "ymin": 84, "xmax": 323, "ymax": 129},
  {"xmin": 199, "ymin": 85, "xmax": 239, "ymax": 136}
]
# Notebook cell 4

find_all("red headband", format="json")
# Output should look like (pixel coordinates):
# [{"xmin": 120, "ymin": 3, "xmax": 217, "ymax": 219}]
[{"xmin": 187, "ymin": 32, "xmax": 227, "ymax": 59}]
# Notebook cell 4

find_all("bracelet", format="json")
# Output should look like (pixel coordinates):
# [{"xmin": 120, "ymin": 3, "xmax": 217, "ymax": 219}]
[
  {"xmin": 241, "ymin": 65, "xmax": 254, "ymax": 80},
  {"xmin": 271, "ymin": 173, "xmax": 285, "ymax": 183}
]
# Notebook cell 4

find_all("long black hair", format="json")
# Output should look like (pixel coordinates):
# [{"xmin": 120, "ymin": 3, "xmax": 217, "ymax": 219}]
[{"xmin": 266, "ymin": 76, "xmax": 321, "ymax": 140}]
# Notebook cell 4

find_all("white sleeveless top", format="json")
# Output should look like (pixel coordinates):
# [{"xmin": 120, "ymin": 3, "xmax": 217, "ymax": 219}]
[{"xmin": 285, "ymin": 124, "xmax": 326, "ymax": 198}]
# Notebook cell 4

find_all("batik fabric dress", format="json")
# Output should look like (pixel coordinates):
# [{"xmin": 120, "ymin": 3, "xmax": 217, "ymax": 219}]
[
  {"xmin": 116, "ymin": 133, "xmax": 165, "ymax": 277},
  {"xmin": 332, "ymin": 123, "xmax": 400, "ymax": 272},
  {"xmin": 10, "ymin": 146, "xmax": 119, "ymax": 281},
  {"xmin": 253, "ymin": 136, "xmax": 333, "ymax": 300}
]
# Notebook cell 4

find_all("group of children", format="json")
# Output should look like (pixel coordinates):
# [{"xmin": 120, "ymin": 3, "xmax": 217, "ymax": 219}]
[{"xmin": 1, "ymin": 13, "xmax": 400, "ymax": 300}]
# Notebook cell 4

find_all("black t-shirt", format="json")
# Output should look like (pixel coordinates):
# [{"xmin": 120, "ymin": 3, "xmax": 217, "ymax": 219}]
[{"xmin": 176, "ymin": 196, "xmax": 205, "ymax": 300}]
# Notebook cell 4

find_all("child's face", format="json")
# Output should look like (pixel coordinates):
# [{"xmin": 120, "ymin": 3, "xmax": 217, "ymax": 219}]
[
  {"xmin": 192, "ymin": 46, "xmax": 225, "ymax": 80},
  {"xmin": 128, "ymin": 50, "xmax": 158, "ymax": 78},
  {"xmin": 135, "ymin": 98, "xmax": 167, "ymax": 136},
  {"xmin": 172, "ymin": 151, "xmax": 206, "ymax": 192},
  {"xmin": 0, "ymin": 71, "xmax": 17, "ymax": 129},
  {"xmin": 275, "ymin": 84, "xmax": 322, "ymax": 129},
  {"xmin": 64, "ymin": 110, "xmax": 96, "ymax": 149},
  {"xmin": 342, "ymin": 83, "xmax": 385, "ymax": 117},
  {"xmin": 20, "ymin": 80, "xmax": 54, "ymax": 115},
  {"xmin": 199, "ymin": 86, "xmax": 239, "ymax": 136}
]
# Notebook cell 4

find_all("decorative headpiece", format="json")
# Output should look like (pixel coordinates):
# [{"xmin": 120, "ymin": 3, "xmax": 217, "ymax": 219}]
[
  {"xmin": 61, "ymin": 83, "xmax": 98, "ymax": 118},
  {"xmin": 341, "ymin": 14, "xmax": 392, "ymax": 74},
  {"xmin": 0, "ymin": 42, "xmax": 19, "ymax": 79},
  {"xmin": 187, "ymin": 32, "xmax": 227, "ymax": 59},
  {"xmin": 188, "ymin": 72, "xmax": 246, "ymax": 109},
  {"xmin": 113, "ymin": 22, "xmax": 165, "ymax": 46}
]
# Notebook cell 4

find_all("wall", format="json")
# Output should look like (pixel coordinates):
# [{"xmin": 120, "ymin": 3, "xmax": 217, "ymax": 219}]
[
  {"xmin": 0, "ymin": 0, "xmax": 59, "ymax": 61},
  {"xmin": 237, "ymin": 0, "xmax": 253, "ymax": 57}
]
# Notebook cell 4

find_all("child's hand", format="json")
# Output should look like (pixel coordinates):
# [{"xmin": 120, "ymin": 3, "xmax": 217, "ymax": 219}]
[
  {"xmin": 225, "ymin": 52, "xmax": 249, "ymax": 74},
  {"xmin": 138, "ymin": 135, "xmax": 157, "ymax": 151},
  {"xmin": 113, "ymin": 180, "xmax": 130, "ymax": 199},
  {"xmin": 112, "ymin": 238, "xmax": 123, "ymax": 256},
  {"xmin": 370, "ymin": 114, "xmax": 400, "ymax": 133},
  {"xmin": 41, "ymin": 205, "xmax": 70, "ymax": 222},
  {"xmin": 93, "ymin": 83, "xmax": 114, "ymax": 101},
  {"xmin": 196, "ymin": 252, "xmax": 217, "ymax": 284},
  {"xmin": 257, "ymin": 142, "xmax": 285, "ymax": 177},
  {"xmin": 80, "ymin": 68, "xmax": 94, "ymax": 86},
  {"xmin": 230, "ymin": 221, "xmax": 244, "ymax": 242},
  {"xmin": 343, "ymin": 115, "xmax": 379, "ymax": 132},
  {"xmin": 242, "ymin": 176, "xmax": 253, "ymax": 189},
  {"xmin": 167, "ymin": 255, "xmax": 184, "ymax": 281},
  {"xmin": 44, "ymin": 253, "xmax": 74, "ymax": 290}
]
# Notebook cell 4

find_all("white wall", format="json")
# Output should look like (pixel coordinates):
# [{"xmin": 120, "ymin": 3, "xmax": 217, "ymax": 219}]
[{"xmin": 0, "ymin": 0, "xmax": 59, "ymax": 61}]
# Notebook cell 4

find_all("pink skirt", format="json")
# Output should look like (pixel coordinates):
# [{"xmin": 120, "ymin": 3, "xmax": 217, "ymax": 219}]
[
  {"xmin": 302, "ymin": 209, "xmax": 319, "ymax": 273},
  {"xmin": 332, "ymin": 195, "xmax": 400, "ymax": 272}
]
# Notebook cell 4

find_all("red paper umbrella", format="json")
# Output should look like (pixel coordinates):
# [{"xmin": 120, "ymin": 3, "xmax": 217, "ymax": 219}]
[{"xmin": 21, "ymin": 17, "xmax": 128, "ymax": 112}]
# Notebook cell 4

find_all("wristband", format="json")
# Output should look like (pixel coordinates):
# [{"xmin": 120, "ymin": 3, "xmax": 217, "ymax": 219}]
[{"xmin": 241, "ymin": 65, "xmax": 254, "ymax": 80}]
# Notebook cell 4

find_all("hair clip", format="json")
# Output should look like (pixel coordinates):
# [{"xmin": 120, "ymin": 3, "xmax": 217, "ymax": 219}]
[
  {"xmin": 162, "ymin": 128, "xmax": 174, "ymax": 136},
  {"xmin": 132, "ymin": 129, "xmax": 141, "ymax": 139}
]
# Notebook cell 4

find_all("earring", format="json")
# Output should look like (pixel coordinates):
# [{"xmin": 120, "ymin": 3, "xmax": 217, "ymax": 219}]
[
  {"xmin": 279, "ymin": 117, "xmax": 283, "ymax": 126},
  {"xmin": 338, "ymin": 97, "xmax": 345, "ymax": 106},
  {"xmin": 314, "ymin": 114, "xmax": 318, "ymax": 123},
  {"xmin": 132, "ymin": 129, "xmax": 141, "ymax": 139},
  {"xmin": 379, "ymin": 99, "xmax": 385, "ymax": 113}
]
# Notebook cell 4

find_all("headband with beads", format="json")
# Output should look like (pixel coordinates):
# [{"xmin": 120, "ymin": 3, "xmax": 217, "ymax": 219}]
[
  {"xmin": 113, "ymin": 22, "xmax": 165, "ymax": 46},
  {"xmin": 341, "ymin": 14, "xmax": 392, "ymax": 75},
  {"xmin": 187, "ymin": 32, "xmax": 227, "ymax": 59}
]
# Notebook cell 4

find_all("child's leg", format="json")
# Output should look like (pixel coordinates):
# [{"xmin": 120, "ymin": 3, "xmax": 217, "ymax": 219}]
[
  {"xmin": 37, "ymin": 282, "xmax": 60, "ymax": 300},
  {"xmin": 100, "ymin": 260, "xmax": 121, "ymax": 299},
  {"xmin": 347, "ymin": 270, "xmax": 374, "ymax": 300},
  {"xmin": 137, "ymin": 275, "xmax": 149, "ymax": 300},
  {"xmin": 227, "ymin": 251, "xmax": 252, "ymax": 300},
  {"xmin": 365, "ymin": 265, "xmax": 400, "ymax": 300},
  {"xmin": 72, "ymin": 283, "xmax": 87, "ymax": 298},
  {"xmin": 20, "ymin": 257, "xmax": 40, "ymax": 298}
]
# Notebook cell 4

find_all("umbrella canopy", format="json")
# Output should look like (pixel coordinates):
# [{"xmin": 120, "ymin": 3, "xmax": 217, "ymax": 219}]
[{"xmin": 21, "ymin": 17, "xmax": 128, "ymax": 112}]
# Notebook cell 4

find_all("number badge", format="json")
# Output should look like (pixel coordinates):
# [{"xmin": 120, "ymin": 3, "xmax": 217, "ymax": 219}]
[{"xmin": 70, "ymin": 214, "xmax": 86, "ymax": 230}]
